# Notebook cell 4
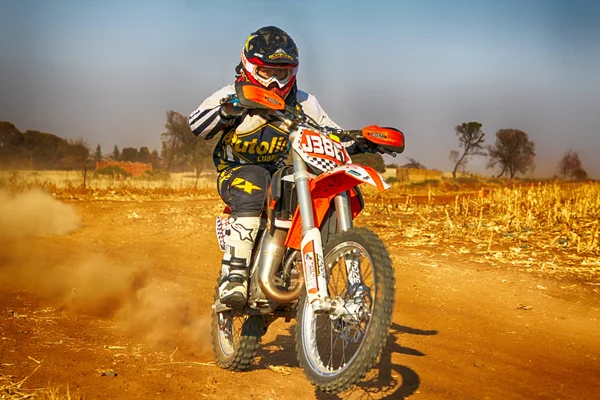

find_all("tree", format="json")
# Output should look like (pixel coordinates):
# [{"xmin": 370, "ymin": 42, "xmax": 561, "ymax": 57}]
[
  {"xmin": 94, "ymin": 144, "xmax": 102, "ymax": 162},
  {"xmin": 557, "ymin": 150, "xmax": 583, "ymax": 180},
  {"xmin": 22, "ymin": 130, "xmax": 68, "ymax": 169},
  {"xmin": 138, "ymin": 146, "xmax": 152, "ymax": 163},
  {"xmin": 60, "ymin": 139, "xmax": 90, "ymax": 169},
  {"xmin": 451, "ymin": 122, "xmax": 486, "ymax": 178},
  {"xmin": 161, "ymin": 110, "xmax": 193, "ymax": 171},
  {"xmin": 120, "ymin": 147, "xmax": 139, "ymax": 162},
  {"xmin": 0, "ymin": 121, "xmax": 25, "ymax": 167},
  {"xmin": 150, "ymin": 149, "xmax": 161, "ymax": 169},
  {"xmin": 449, "ymin": 150, "xmax": 466, "ymax": 174},
  {"xmin": 112, "ymin": 145, "xmax": 120, "ymax": 161},
  {"xmin": 573, "ymin": 168, "xmax": 589, "ymax": 181},
  {"xmin": 401, "ymin": 157, "xmax": 426, "ymax": 169},
  {"xmin": 0, "ymin": 123, "xmax": 94, "ymax": 169},
  {"xmin": 487, "ymin": 129, "xmax": 535, "ymax": 179},
  {"xmin": 351, "ymin": 153, "xmax": 386, "ymax": 172},
  {"xmin": 160, "ymin": 110, "xmax": 213, "ymax": 173}
]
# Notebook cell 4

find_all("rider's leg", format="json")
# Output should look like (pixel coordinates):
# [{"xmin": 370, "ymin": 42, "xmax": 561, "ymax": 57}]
[{"xmin": 218, "ymin": 165, "xmax": 270, "ymax": 308}]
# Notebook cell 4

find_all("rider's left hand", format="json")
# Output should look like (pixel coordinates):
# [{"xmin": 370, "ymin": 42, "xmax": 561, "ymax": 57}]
[
  {"xmin": 354, "ymin": 137, "xmax": 379, "ymax": 154},
  {"xmin": 219, "ymin": 98, "xmax": 245, "ymax": 119}
]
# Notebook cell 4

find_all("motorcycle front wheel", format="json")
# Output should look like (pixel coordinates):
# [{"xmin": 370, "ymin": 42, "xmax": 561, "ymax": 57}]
[{"xmin": 295, "ymin": 227, "xmax": 395, "ymax": 393}]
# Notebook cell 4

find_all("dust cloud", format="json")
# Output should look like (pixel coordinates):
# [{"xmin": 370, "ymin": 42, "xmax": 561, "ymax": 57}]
[
  {"xmin": 0, "ymin": 189, "xmax": 81, "ymax": 236},
  {"xmin": 0, "ymin": 190, "xmax": 211, "ymax": 353}
]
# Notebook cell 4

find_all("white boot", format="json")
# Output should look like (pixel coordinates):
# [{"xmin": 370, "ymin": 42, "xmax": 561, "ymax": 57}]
[
  {"xmin": 219, "ymin": 257, "xmax": 249, "ymax": 308},
  {"xmin": 219, "ymin": 216, "xmax": 260, "ymax": 308}
]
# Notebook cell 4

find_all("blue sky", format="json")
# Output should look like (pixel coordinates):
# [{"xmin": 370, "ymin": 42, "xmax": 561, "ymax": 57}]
[{"xmin": 1, "ymin": 0, "xmax": 599, "ymax": 177}]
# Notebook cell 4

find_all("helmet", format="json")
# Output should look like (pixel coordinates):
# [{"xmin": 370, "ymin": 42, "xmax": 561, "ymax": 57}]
[{"xmin": 237, "ymin": 26, "xmax": 299, "ymax": 99}]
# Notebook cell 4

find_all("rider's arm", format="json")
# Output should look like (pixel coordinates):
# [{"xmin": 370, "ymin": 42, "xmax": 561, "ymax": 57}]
[{"xmin": 189, "ymin": 85, "xmax": 237, "ymax": 139}]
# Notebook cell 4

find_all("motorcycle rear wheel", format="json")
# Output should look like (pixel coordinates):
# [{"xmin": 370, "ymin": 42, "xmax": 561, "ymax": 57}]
[
  {"xmin": 295, "ymin": 227, "xmax": 395, "ymax": 393},
  {"xmin": 211, "ymin": 288, "xmax": 263, "ymax": 371}
]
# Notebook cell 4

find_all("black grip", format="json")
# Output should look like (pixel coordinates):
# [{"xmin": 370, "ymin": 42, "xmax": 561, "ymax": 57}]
[{"xmin": 342, "ymin": 129, "xmax": 363, "ymax": 139}]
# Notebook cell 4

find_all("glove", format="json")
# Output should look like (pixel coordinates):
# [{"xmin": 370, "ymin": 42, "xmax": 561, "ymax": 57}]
[
  {"xmin": 219, "ymin": 97, "xmax": 245, "ymax": 119},
  {"xmin": 354, "ymin": 137, "xmax": 379, "ymax": 154}
]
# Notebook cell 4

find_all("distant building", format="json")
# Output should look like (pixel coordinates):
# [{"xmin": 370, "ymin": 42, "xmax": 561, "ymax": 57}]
[
  {"xmin": 396, "ymin": 168, "xmax": 443, "ymax": 182},
  {"xmin": 95, "ymin": 161, "xmax": 152, "ymax": 177}
]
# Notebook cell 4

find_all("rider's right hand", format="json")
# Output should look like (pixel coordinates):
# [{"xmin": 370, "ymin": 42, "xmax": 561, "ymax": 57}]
[{"xmin": 219, "ymin": 97, "xmax": 245, "ymax": 119}]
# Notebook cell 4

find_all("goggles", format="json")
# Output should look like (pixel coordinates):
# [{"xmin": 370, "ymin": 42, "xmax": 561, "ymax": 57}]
[{"xmin": 254, "ymin": 66, "xmax": 293, "ymax": 88}]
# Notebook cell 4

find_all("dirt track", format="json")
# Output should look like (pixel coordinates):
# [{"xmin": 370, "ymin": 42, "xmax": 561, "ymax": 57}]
[{"xmin": 1, "ymin": 195, "xmax": 599, "ymax": 399}]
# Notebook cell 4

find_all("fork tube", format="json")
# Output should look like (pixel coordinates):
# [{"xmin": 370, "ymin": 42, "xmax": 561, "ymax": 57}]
[
  {"xmin": 293, "ymin": 141, "xmax": 330, "ymax": 308},
  {"xmin": 292, "ymin": 147, "xmax": 315, "ymax": 234},
  {"xmin": 334, "ymin": 191, "xmax": 353, "ymax": 232}
]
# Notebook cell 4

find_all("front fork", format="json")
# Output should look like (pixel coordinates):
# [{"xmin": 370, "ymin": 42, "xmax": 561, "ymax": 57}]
[{"xmin": 292, "ymin": 147, "xmax": 353, "ymax": 312}]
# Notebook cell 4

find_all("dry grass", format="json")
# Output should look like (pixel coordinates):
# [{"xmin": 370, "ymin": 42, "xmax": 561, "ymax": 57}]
[
  {"xmin": 0, "ymin": 170, "xmax": 217, "ymax": 200},
  {"xmin": 1, "ymin": 367, "xmax": 80, "ymax": 400},
  {"xmin": 361, "ymin": 181, "xmax": 600, "ymax": 283},
  {"xmin": 2, "ymin": 170, "xmax": 598, "ymax": 282}
]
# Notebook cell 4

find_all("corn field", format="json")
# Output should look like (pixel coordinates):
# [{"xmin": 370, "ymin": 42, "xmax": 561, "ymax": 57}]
[{"xmin": 362, "ymin": 181, "xmax": 600, "ymax": 283}]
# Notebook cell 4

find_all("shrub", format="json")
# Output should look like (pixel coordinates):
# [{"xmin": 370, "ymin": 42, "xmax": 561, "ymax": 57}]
[
  {"xmin": 94, "ymin": 165, "xmax": 131, "ymax": 178},
  {"xmin": 409, "ymin": 179, "xmax": 440, "ymax": 187},
  {"xmin": 573, "ymin": 168, "xmax": 589, "ymax": 181},
  {"xmin": 455, "ymin": 176, "xmax": 480, "ymax": 184},
  {"xmin": 140, "ymin": 169, "xmax": 171, "ymax": 181}
]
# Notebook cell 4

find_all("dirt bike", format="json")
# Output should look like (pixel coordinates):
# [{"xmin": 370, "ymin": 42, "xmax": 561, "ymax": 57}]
[{"xmin": 211, "ymin": 83, "xmax": 405, "ymax": 394}]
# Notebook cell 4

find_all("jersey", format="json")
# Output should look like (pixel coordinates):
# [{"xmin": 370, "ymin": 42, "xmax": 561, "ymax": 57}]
[{"xmin": 188, "ymin": 84, "xmax": 343, "ymax": 172}]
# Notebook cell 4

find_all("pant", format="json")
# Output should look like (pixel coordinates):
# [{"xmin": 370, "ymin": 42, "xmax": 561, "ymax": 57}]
[
  {"xmin": 217, "ymin": 165, "xmax": 273, "ymax": 279},
  {"xmin": 217, "ymin": 165, "xmax": 272, "ymax": 217}
]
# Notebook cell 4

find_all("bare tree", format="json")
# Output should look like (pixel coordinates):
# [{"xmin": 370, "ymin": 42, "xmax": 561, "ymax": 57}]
[
  {"xmin": 161, "ymin": 110, "xmax": 213, "ymax": 175},
  {"xmin": 487, "ymin": 129, "xmax": 535, "ymax": 179},
  {"xmin": 449, "ymin": 150, "xmax": 467, "ymax": 174},
  {"xmin": 401, "ymin": 157, "xmax": 426, "ymax": 169},
  {"xmin": 161, "ymin": 110, "xmax": 193, "ymax": 171},
  {"xmin": 557, "ymin": 150, "xmax": 583, "ymax": 179},
  {"xmin": 451, "ymin": 122, "xmax": 486, "ymax": 178}
]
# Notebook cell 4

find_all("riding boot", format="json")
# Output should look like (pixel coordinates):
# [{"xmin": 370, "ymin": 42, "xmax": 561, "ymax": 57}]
[{"xmin": 219, "ymin": 216, "xmax": 260, "ymax": 308}]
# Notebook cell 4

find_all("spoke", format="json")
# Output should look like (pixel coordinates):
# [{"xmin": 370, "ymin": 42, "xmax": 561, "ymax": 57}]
[
  {"xmin": 341, "ymin": 255, "xmax": 350, "ymax": 295},
  {"xmin": 309, "ymin": 242, "xmax": 376, "ymax": 375},
  {"xmin": 330, "ymin": 265, "xmax": 339, "ymax": 298},
  {"xmin": 332, "ymin": 260, "xmax": 344, "ymax": 297},
  {"xmin": 316, "ymin": 317, "xmax": 327, "ymax": 331},
  {"xmin": 329, "ymin": 317, "xmax": 333, "ymax": 369},
  {"xmin": 342, "ymin": 326, "xmax": 347, "ymax": 368},
  {"xmin": 343, "ymin": 305, "xmax": 360, "ymax": 325},
  {"xmin": 330, "ymin": 321, "xmax": 342, "ymax": 369}
]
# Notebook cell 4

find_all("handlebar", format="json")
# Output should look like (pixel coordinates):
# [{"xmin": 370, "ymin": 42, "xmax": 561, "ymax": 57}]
[{"xmin": 219, "ymin": 93, "xmax": 401, "ymax": 157}]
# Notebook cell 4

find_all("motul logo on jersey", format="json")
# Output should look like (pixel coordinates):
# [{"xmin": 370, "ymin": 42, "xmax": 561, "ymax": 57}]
[{"xmin": 231, "ymin": 136, "xmax": 288, "ymax": 155}]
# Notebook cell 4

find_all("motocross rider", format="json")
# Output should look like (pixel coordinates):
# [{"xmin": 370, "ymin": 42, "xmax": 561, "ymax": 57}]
[{"xmin": 189, "ymin": 26, "xmax": 373, "ymax": 308}]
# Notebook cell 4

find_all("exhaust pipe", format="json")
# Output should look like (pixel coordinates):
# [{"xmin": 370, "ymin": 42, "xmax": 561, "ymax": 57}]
[{"xmin": 257, "ymin": 228, "xmax": 304, "ymax": 303}]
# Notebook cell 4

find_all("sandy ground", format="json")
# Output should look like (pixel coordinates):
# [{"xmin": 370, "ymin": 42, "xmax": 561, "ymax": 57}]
[{"xmin": 1, "ymin": 192, "xmax": 599, "ymax": 399}]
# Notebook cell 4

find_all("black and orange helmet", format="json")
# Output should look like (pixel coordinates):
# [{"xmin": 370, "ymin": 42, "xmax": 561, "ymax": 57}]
[{"xmin": 237, "ymin": 26, "xmax": 299, "ymax": 99}]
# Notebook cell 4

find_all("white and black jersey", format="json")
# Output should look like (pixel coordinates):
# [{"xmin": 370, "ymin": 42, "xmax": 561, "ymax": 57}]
[{"xmin": 189, "ymin": 84, "xmax": 347, "ymax": 172}]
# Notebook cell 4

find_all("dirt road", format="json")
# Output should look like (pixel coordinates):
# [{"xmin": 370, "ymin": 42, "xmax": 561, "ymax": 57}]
[{"xmin": 1, "ymin": 195, "xmax": 599, "ymax": 399}]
